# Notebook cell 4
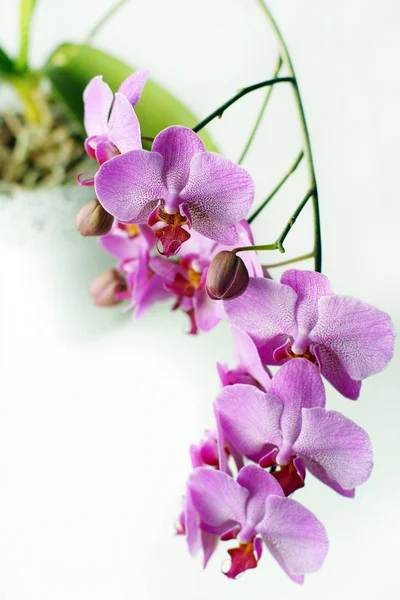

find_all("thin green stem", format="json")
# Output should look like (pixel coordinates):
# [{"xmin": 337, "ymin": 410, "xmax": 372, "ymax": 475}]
[
  {"xmin": 256, "ymin": 0, "xmax": 322, "ymax": 272},
  {"xmin": 16, "ymin": 0, "xmax": 37, "ymax": 73},
  {"xmin": 85, "ymin": 0, "xmax": 131, "ymax": 44},
  {"xmin": 192, "ymin": 77, "xmax": 294, "ymax": 134},
  {"xmin": 275, "ymin": 187, "xmax": 315, "ymax": 252},
  {"xmin": 238, "ymin": 55, "xmax": 283, "ymax": 165},
  {"xmin": 263, "ymin": 251, "xmax": 314, "ymax": 269},
  {"xmin": 234, "ymin": 243, "xmax": 278, "ymax": 253},
  {"xmin": 234, "ymin": 187, "xmax": 314, "ymax": 255},
  {"xmin": 248, "ymin": 150, "xmax": 304, "ymax": 224}
]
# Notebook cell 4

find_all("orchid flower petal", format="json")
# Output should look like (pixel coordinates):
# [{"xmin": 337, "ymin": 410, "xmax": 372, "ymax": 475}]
[
  {"xmin": 95, "ymin": 140, "xmax": 119, "ymax": 165},
  {"xmin": 268, "ymin": 359, "xmax": 326, "ymax": 452},
  {"xmin": 188, "ymin": 468, "xmax": 248, "ymax": 535},
  {"xmin": 224, "ymin": 277, "xmax": 297, "ymax": 349},
  {"xmin": 293, "ymin": 407, "xmax": 373, "ymax": 490},
  {"xmin": 108, "ymin": 92, "xmax": 142, "ymax": 153},
  {"xmin": 315, "ymin": 345, "xmax": 362, "ymax": 400},
  {"xmin": 281, "ymin": 270, "xmax": 332, "ymax": 334},
  {"xmin": 180, "ymin": 152, "xmax": 254, "ymax": 227},
  {"xmin": 302, "ymin": 458, "xmax": 356, "ymax": 498},
  {"xmin": 149, "ymin": 256, "xmax": 188, "ymax": 283},
  {"xmin": 185, "ymin": 491, "xmax": 203, "ymax": 557},
  {"xmin": 310, "ymin": 295, "xmax": 395, "ymax": 380},
  {"xmin": 118, "ymin": 69, "xmax": 150, "ymax": 106},
  {"xmin": 237, "ymin": 465, "xmax": 283, "ymax": 528},
  {"xmin": 258, "ymin": 495, "xmax": 329, "ymax": 579},
  {"xmin": 193, "ymin": 290, "xmax": 224, "ymax": 332},
  {"xmin": 95, "ymin": 150, "xmax": 163, "ymax": 222},
  {"xmin": 100, "ymin": 233, "xmax": 141, "ymax": 261},
  {"xmin": 230, "ymin": 325, "xmax": 271, "ymax": 392},
  {"xmin": 83, "ymin": 75, "xmax": 113, "ymax": 137},
  {"xmin": 185, "ymin": 209, "xmax": 239, "ymax": 245},
  {"xmin": 152, "ymin": 126, "xmax": 205, "ymax": 196},
  {"xmin": 215, "ymin": 384, "xmax": 283, "ymax": 462}
]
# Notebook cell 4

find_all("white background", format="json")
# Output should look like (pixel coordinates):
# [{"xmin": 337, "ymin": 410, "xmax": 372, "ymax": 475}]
[{"xmin": 0, "ymin": 0, "xmax": 399, "ymax": 598}]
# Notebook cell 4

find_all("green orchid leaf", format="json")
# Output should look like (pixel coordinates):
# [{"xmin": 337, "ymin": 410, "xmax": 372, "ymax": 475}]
[
  {"xmin": 43, "ymin": 43, "xmax": 218, "ymax": 152},
  {"xmin": 0, "ymin": 46, "xmax": 15, "ymax": 77}
]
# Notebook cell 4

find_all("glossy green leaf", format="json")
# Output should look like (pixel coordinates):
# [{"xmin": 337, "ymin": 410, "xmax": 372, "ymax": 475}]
[
  {"xmin": 43, "ymin": 43, "xmax": 218, "ymax": 152},
  {"xmin": 0, "ymin": 46, "xmax": 15, "ymax": 77}
]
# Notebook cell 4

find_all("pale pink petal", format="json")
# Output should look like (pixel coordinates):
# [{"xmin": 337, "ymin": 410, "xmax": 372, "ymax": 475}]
[
  {"xmin": 186, "ymin": 209, "xmax": 240, "ymax": 245},
  {"xmin": 258, "ymin": 496, "xmax": 328, "ymax": 578},
  {"xmin": 185, "ymin": 488, "xmax": 219, "ymax": 565},
  {"xmin": 231, "ymin": 325, "xmax": 271, "ymax": 392},
  {"xmin": 237, "ymin": 465, "xmax": 283, "ymax": 528},
  {"xmin": 134, "ymin": 274, "xmax": 172, "ymax": 319},
  {"xmin": 269, "ymin": 359, "xmax": 325, "ymax": 451},
  {"xmin": 185, "ymin": 491, "xmax": 202, "ymax": 557},
  {"xmin": 83, "ymin": 75, "xmax": 113, "ymax": 137},
  {"xmin": 258, "ymin": 336, "xmax": 291, "ymax": 364},
  {"xmin": 214, "ymin": 409, "xmax": 230, "ymax": 475},
  {"xmin": 315, "ymin": 345, "xmax": 361, "ymax": 400},
  {"xmin": 180, "ymin": 152, "xmax": 254, "ymax": 227},
  {"xmin": 202, "ymin": 531, "xmax": 219, "ymax": 567},
  {"xmin": 95, "ymin": 150, "xmax": 163, "ymax": 223},
  {"xmin": 193, "ymin": 290, "xmax": 224, "ymax": 332},
  {"xmin": 100, "ymin": 232, "xmax": 142, "ymax": 261},
  {"xmin": 149, "ymin": 256, "xmax": 188, "ymax": 283},
  {"xmin": 293, "ymin": 407, "xmax": 373, "ymax": 490},
  {"xmin": 224, "ymin": 277, "xmax": 297, "ymax": 350},
  {"xmin": 310, "ymin": 295, "xmax": 395, "ymax": 380},
  {"xmin": 215, "ymin": 384, "xmax": 283, "ymax": 462},
  {"xmin": 188, "ymin": 468, "xmax": 248, "ymax": 534},
  {"xmin": 302, "ymin": 458, "xmax": 356, "ymax": 498},
  {"xmin": 108, "ymin": 93, "xmax": 141, "ymax": 153},
  {"xmin": 281, "ymin": 269, "xmax": 332, "ymax": 334},
  {"xmin": 118, "ymin": 69, "xmax": 149, "ymax": 107},
  {"xmin": 133, "ymin": 249, "xmax": 172, "ymax": 319},
  {"xmin": 152, "ymin": 126, "xmax": 205, "ymax": 195},
  {"xmin": 95, "ymin": 140, "xmax": 119, "ymax": 165}
]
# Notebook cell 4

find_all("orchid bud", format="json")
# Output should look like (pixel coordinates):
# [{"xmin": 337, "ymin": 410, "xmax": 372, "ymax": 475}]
[
  {"xmin": 90, "ymin": 269, "xmax": 127, "ymax": 307},
  {"xmin": 206, "ymin": 251, "xmax": 249, "ymax": 300},
  {"xmin": 76, "ymin": 199, "xmax": 114, "ymax": 237}
]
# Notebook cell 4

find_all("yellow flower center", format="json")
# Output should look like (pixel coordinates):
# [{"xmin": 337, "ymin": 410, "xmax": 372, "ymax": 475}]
[
  {"xmin": 126, "ymin": 224, "xmax": 140, "ymax": 238},
  {"xmin": 187, "ymin": 267, "xmax": 202, "ymax": 289}
]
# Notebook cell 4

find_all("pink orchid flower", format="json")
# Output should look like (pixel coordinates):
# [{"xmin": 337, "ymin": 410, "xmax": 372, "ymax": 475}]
[
  {"xmin": 82, "ymin": 69, "xmax": 149, "ymax": 168},
  {"xmin": 187, "ymin": 464, "xmax": 328, "ymax": 581},
  {"xmin": 217, "ymin": 325, "xmax": 271, "ymax": 391},
  {"xmin": 224, "ymin": 269, "xmax": 395, "ymax": 399},
  {"xmin": 215, "ymin": 358, "xmax": 373, "ymax": 497},
  {"xmin": 98, "ymin": 222, "xmax": 171, "ymax": 318},
  {"xmin": 149, "ymin": 221, "xmax": 262, "ymax": 333},
  {"xmin": 176, "ymin": 430, "xmax": 224, "ymax": 564},
  {"xmin": 94, "ymin": 125, "xmax": 255, "ymax": 256}
]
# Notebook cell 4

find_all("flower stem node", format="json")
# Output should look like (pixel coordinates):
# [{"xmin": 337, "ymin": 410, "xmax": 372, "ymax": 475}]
[
  {"xmin": 206, "ymin": 251, "xmax": 249, "ymax": 301},
  {"xmin": 76, "ymin": 199, "xmax": 114, "ymax": 237}
]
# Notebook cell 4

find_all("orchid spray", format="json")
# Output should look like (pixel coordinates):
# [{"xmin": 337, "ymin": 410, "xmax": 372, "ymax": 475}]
[{"xmin": 76, "ymin": 0, "xmax": 394, "ymax": 584}]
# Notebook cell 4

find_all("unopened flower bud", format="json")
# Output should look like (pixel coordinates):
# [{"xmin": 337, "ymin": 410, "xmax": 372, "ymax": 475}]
[
  {"xmin": 206, "ymin": 251, "xmax": 249, "ymax": 300},
  {"xmin": 76, "ymin": 199, "xmax": 114, "ymax": 237},
  {"xmin": 90, "ymin": 269, "xmax": 127, "ymax": 307}
]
